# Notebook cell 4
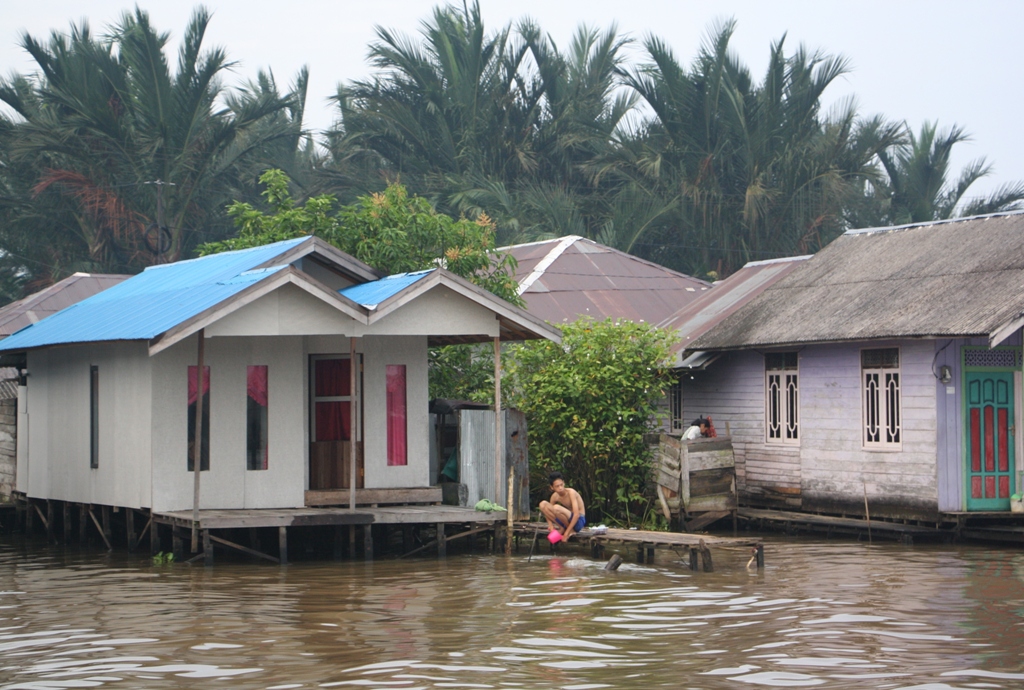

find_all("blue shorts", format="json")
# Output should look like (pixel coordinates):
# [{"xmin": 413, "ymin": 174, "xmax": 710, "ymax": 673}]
[{"xmin": 556, "ymin": 514, "xmax": 586, "ymax": 531}]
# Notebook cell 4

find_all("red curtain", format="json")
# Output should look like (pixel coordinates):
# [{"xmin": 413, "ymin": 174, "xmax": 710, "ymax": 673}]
[
  {"xmin": 316, "ymin": 401, "xmax": 351, "ymax": 441},
  {"xmin": 315, "ymin": 359, "xmax": 350, "ymax": 397},
  {"xmin": 188, "ymin": 366, "xmax": 210, "ymax": 405},
  {"xmin": 247, "ymin": 365, "xmax": 268, "ymax": 406},
  {"xmin": 386, "ymin": 365, "xmax": 407, "ymax": 466}
]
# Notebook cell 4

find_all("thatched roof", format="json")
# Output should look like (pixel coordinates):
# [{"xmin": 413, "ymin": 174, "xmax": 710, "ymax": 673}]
[{"xmin": 690, "ymin": 212, "xmax": 1024, "ymax": 351}]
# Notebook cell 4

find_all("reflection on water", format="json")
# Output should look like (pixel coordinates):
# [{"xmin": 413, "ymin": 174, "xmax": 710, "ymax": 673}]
[{"xmin": 0, "ymin": 536, "xmax": 1022, "ymax": 688}]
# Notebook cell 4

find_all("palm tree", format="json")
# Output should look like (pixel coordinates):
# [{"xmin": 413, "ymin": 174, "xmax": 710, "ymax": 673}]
[
  {"xmin": 617, "ymin": 21, "xmax": 901, "ymax": 276},
  {"xmin": 860, "ymin": 121, "xmax": 1024, "ymax": 225},
  {"xmin": 0, "ymin": 6, "xmax": 297, "ymax": 282}
]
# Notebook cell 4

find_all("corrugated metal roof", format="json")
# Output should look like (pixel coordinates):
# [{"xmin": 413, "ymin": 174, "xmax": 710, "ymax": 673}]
[
  {"xmin": 0, "ymin": 273, "xmax": 129, "ymax": 338},
  {"xmin": 499, "ymin": 236, "xmax": 710, "ymax": 324},
  {"xmin": 339, "ymin": 270, "xmax": 434, "ymax": 309},
  {"xmin": 657, "ymin": 256, "xmax": 811, "ymax": 365},
  {"xmin": 691, "ymin": 211, "xmax": 1024, "ymax": 350},
  {"xmin": 0, "ymin": 237, "xmax": 307, "ymax": 352}
]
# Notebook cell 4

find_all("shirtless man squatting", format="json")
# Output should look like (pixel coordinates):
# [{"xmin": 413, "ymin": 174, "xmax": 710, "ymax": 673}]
[{"xmin": 539, "ymin": 471, "xmax": 586, "ymax": 540}]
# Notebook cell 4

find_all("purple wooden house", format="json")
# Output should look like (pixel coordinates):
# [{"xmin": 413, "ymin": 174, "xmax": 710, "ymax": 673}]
[{"xmin": 676, "ymin": 212, "xmax": 1024, "ymax": 521}]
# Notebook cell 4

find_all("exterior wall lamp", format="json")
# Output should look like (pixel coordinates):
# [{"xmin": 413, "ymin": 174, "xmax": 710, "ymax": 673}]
[{"xmin": 939, "ymin": 365, "xmax": 952, "ymax": 384}]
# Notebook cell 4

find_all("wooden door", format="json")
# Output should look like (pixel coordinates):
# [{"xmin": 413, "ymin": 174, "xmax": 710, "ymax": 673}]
[
  {"xmin": 965, "ymin": 371, "xmax": 1015, "ymax": 510},
  {"xmin": 310, "ymin": 356, "xmax": 363, "ymax": 490}
]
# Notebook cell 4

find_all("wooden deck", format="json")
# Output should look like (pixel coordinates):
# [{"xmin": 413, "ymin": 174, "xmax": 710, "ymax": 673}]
[
  {"xmin": 514, "ymin": 521, "xmax": 763, "ymax": 570},
  {"xmin": 153, "ymin": 505, "xmax": 506, "ymax": 530}
]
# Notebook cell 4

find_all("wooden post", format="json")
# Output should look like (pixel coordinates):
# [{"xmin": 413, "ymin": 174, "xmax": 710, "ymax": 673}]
[
  {"xmin": 101, "ymin": 505, "xmax": 111, "ymax": 547},
  {"xmin": 172, "ymin": 525, "xmax": 184, "ymax": 561},
  {"xmin": 333, "ymin": 526, "xmax": 344, "ymax": 560},
  {"xmin": 402, "ymin": 525, "xmax": 413, "ymax": 553},
  {"xmin": 689, "ymin": 546, "xmax": 699, "ymax": 571},
  {"xmin": 278, "ymin": 526, "xmax": 288, "ymax": 565},
  {"xmin": 191, "ymin": 329, "xmax": 205, "ymax": 553},
  {"xmin": 203, "ymin": 529, "xmax": 213, "ymax": 567},
  {"xmin": 755, "ymin": 543, "xmax": 764, "ymax": 569},
  {"xmin": 363, "ymin": 525, "xmax": 374, "ymax": 560},
  {"xmin": 25, "ymin": 500, "xmax": 33, "ymax": 534},
  {"xmin": 349, "ymin": 338, "xmax": 359, "ymax": 510},
  {"xmin": 636, "ymin": 545, "xmax": 645, "ymax": 563},
  {"xmin": 126, "ymin": 509, "xmax": 136, "ymax": 552},
  {"xmin": 699, "ymin": 539, "xmax": 713, "ymax": 572},
  {"xmin": 250, "ymin": 528, "xmax": 262, "ymax": 554},
  {"xmin": 349, "ymin": 525, "xmax": 356, "ymax": 558},
  {"xmin": 437, "ymin": 522, "xmax": 446, "ymax": 558},
  {"xmin": 150, "ymin": 512, "xmax": 161, "ymax": 555},
  {"xmin": 45, "ymin": 500, "xmax": 54, "ymax": 542},
  {"xmin": 493, "ymin": 337, "xmax": 502, "ymax": 503},
  {"xmin": 63, "ymin": 502, "xmax": 71, "ymax": 543},
  {"xmin": 646, "ymin": 546, "xmax": 655, "ymax": 563},
  {"xmin": 79, "ymin": 504, "xmax": 87, "ymax": 543}
]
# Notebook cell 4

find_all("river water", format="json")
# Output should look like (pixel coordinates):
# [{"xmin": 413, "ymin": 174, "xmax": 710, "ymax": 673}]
[{"xmin": 0, "ymin": 534, "xmax": 1022, "ymax": 689}]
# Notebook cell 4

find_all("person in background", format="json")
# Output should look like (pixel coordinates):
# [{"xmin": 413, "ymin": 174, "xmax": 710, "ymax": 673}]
[
  {"xmin": 682, "ymin": 416, "xmax": 715, "ymax": 440},
  {"xmin": 539, "ymin": 471, "xmax": 586, "ymax": 540}
]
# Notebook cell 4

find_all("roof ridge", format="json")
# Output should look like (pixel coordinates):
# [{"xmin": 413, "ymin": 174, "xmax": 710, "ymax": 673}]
[
  {"xmin": 142, "ymin": 236, "xmax": 310, "ymax": 271},
  {"xmin": 516, "ymin": 235, "xmax": 579, "ymax": 295},
  {"xmin": 843, "ymin": 209, "xmax": 1024, "ymax": 236}
]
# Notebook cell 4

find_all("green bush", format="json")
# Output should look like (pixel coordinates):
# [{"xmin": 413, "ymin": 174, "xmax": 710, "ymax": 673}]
[{"xmin": 504, "ymin": 318, "xmax": 676, "ymax": 524}]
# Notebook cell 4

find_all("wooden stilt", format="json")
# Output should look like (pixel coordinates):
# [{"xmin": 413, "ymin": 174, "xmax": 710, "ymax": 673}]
[
  {"xmin": 689, "ymin": 546, "xmax": 699, "ymax": 571},
  {"xmin": 210, "ymin": 534, "xmax": 279, "ymax": 563},
  {"xmin": 349, "ymin": 524, "xmax": 356, "ymax": 558},
  {"xmin": 363, "ymin": 525, "xmax": 373, "ymax": 560},
  {"xmin": 203, "ymin": 530, "xmax": 213, "ymax": 567},
  {"xmin": 436, "ymin": 522, "xmax": 446, "ymax": 558},
  {"xmin": 101, "ymin": 505, "xmax": 111, "ymax": 548},
  {"xmin": 25, "ymin": 499, "xmax": 34, "ymax": 534},
  {"xmin": 278, "ymin": 526, "xmax": 288, "ymax": 565},
  {"xmin": 636, "ymin": 545, "xmax": 645, "ymax": 563},
  {"xmin": 402, "ymin": 525, "xmax": 413, "ymax": 553},
  {"xmin": 63, "ymin": 502, "xmax": 71, "ymax": 543},
  {"xmin": 755, "ymin": 543, "xmax": 764, "ymax": 569},
  {"xmin": 646, "ymin": 546, "xmax": 655, "ymax": 563},
  {"xmin": 88, "ymin": 508, "xmax": 112, "ymax": 551},
  {"xmin": 333, "ymin": 526, "xmax": 343, "ymax": 560},
  {"xmin": 250, "ymin": 528, "xmax": 262, "ymax": 554},
  {"xmin": 698, "ymin": 539, "xmax": 713, "ymax": 572},
  {"xmin": 45, "ymin": 500, "xmax": 54, "ymax": 542},
  {"xmin": 150, "ymin": 511, "xmax": 161, "ymax": 555},
  {"xmin": 79, "ymin": 504, "xmax": 87, "ymax": 543},
  {"xmin": 126, "ymin": 509, "xmax": 136, "ymax": 552},
  {"xmin": 172, "ymin": 525, "xmax": 184, "ymax": 561}
]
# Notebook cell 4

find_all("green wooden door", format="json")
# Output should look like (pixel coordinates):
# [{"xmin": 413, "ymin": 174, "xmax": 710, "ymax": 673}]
[{"xmin": 965, "ymin": 371, "xmax": 1016, "ymax": 511}]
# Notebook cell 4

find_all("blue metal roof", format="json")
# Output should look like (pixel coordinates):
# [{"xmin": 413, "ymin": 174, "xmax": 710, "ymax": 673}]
[
  {"xmin": 0, "ymin": 237, "xmax": 308, "ymax": 351},
  {"xmin": 340, "ymin": 270, "xmax": 435, "ymax": 309}
]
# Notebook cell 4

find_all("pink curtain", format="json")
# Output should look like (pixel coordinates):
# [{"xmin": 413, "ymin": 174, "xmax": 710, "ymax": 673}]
[
  {"xmin": 386, "ymin": 365, "xmax": 407, "ymax": 466},
  {"xmin": 247, "ymin": 365, "xmax": 268, "ymax": 406},
  {"xmin": 188, "ymin": 366, "xmax": 210, "ymax": 405}
]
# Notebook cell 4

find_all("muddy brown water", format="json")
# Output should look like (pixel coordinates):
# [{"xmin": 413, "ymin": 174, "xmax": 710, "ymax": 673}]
[{"xmin": 0, "ymin": 534, "xmax": 1022, "ymax": 689}]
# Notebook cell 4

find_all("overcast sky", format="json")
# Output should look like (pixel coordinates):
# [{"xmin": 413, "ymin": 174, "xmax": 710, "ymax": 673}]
[{"xmin": 4, "ymin": 1, "xmax": 1022, "ymax": 203}]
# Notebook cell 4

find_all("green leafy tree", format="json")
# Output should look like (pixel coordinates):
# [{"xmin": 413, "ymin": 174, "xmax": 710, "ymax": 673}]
[
  {"xmin": 503, "ymin": 318, "xmax": 676, "ymax": 523},
  {"xmin": 201, "ymin": 169, "xmax": 522, "ymax": 402}
]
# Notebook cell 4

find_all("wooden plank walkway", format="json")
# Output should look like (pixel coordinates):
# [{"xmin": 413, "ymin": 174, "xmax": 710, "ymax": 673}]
[
  {"xmin": 740, "ymin": 507, "xmax": 942, "ymax": 537},
  {"xmin": 514, "ymin": 521, "xmax": 763, "ymax": 570},
  {"xmin": 154, "ymin": 505, "xmax": 506, "ymax": 530}
]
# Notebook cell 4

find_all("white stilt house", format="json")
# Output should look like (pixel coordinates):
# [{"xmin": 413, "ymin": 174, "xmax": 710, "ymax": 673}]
[{"xmin": 0, "ymin": 237, "xmax": 560, "ymax": 514}]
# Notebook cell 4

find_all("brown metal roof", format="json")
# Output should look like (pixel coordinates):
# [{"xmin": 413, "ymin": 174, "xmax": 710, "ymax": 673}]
[
  {"xmin": 500, "ymin": 236, "xmax": 710, "ymax": 324},
  {"xmin": 0, "ymin": 273, "xmax": 129, "ymax": 338},
  {"xmin": 690, "ymin": 212, "xmax": 1024, "ymax": 351},
  {"xmin": 657, "ymin": 256, "xmax": 811, "ymax": 366}
]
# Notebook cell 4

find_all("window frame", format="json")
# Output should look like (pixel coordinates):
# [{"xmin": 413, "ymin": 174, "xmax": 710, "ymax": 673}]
[
  {"xmin": 861, "ymin": 347, "xmax": 902, "ymax": 450},
  {"xmin": 669, "ymin": 374, "xmax": 684, "ymax": 432},
  {"xmin": 764, "ymin": 352, "xmax": 799, "ymax": 446}
]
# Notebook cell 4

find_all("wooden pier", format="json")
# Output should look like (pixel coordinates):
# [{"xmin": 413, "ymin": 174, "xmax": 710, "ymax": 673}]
[
  {"xmin": 514, "ymin": 522, "xmax": 764, "ymax": 571},
  {"xmin": 153, "ymin": 505, "xmax": 507, "ymax": 565}
]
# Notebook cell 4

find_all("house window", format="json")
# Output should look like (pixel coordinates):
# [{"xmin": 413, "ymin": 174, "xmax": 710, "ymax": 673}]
[
  {"xmin": 862, "ymin": 348, "xmax": 901, "ymax": 447},
  {"xmin": 90, "ymin": 365, "xmax": 99, "ymax": 469},
  {"xmin": 765, "ymin": 352, "xmax": 798, "ymax": 444},
  {"xmin": 187, "ymin": 365, "xmax": 210, "ymax": 471},
  {"xmin": 669, "ymin": 375, "xmax": 684, "ymax": 431},
  {"xmin": 386, "ymin": 365, "xmax": 407, "ymax": 466},
  {"xmin": 247, "ymin": 366, "xmax": 268, "ymax": 470}
]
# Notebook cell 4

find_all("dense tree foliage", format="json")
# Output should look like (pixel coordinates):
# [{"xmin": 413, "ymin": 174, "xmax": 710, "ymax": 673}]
[
  {"xmin": 2, "ymin": 1, "xmax": 1022, "ymax": 298},
  {"xmin": 504, "ymin": 318, "xmax": 676, "ymax": 523}
]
